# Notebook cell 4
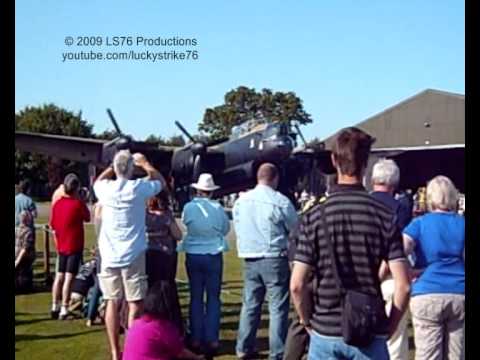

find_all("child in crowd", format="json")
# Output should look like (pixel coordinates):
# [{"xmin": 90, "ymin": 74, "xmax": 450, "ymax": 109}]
[
  {"xmin": 70, "ymin": 248, "xmax": 98, "ymax": 305},
  {"xmin": 123, "ymin": 281, "xmax": 204, "ymax": 360},
  {"xmin": 15, "ymin": 210, "xmax": 36, "ymax": 293},
  {"xmin": 69, "ymin": 247, "xmax": 103, "ymax": 326}
]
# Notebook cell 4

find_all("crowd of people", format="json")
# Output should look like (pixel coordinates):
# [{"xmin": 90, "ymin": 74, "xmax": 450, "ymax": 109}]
[
  {"xmin": 14, "ymin": 180, "xmax": 37, "ymax": 293},
  {"xmin": 14, "ymin": 126, "xmax": 465, "ymax": 360}
]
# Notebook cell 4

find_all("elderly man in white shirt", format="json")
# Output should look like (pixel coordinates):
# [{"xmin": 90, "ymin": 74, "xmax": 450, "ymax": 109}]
[{"xmin": 93, "ymin": 150, "xmax": 166, "ymax": 360}]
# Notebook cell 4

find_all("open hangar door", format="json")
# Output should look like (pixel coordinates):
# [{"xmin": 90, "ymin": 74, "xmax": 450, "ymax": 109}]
[{"xmin": 364, "ymin": 147, "xmax": 464, "ymax": 193}]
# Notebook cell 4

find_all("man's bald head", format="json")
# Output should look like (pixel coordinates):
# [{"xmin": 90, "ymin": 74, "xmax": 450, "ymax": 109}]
[{"xmin": 257, "ymin": 163, "xmax": 279, "ymax": 188}]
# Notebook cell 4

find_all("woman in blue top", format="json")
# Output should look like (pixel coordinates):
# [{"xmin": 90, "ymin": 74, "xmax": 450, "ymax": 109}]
[
  {"xmin": 403, "ymin": 175, "xmax": 464, "ymax": 360},
  {"xmin": 179, "ymin": 173, "xmax": 230, "ymax": 356}
]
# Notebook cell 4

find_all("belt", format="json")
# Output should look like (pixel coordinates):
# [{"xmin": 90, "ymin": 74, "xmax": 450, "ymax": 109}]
[{"xmin": 245, "ymin": 251, "xmax": 288, "ymax": 261}]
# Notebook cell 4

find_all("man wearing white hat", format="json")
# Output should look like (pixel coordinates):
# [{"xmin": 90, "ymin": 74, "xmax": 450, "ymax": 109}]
[{"xmin": 179, "ymin": 173, "xmax": 230, "ymax": 357}]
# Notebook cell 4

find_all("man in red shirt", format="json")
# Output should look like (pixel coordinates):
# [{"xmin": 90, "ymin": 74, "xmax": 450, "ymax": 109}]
[{"xmin": 50, "ymin": 173, "xmax": 90, "ymax": 320}]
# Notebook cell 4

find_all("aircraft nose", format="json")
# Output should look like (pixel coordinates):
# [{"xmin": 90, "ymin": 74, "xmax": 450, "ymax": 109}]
[{"xmin": 272, "ymin": 137, "xmax": 294, "ymax": 158}]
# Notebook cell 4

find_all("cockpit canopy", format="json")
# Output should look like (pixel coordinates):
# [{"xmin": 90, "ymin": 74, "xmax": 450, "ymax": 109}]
[{"xmin": 230, "ymin": 119, "xmax": 297, "ymax": 146}]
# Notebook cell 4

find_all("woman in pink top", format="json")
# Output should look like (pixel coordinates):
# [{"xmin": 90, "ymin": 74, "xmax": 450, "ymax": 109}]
[{"xmin": 123, "ymin": 281, "xmax": 204, "ymax": 360}]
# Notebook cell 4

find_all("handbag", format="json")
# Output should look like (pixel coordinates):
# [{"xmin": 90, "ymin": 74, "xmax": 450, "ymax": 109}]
[{"xmin": 321, "ymin": 204, "xmax": 387, "ymax": 347}]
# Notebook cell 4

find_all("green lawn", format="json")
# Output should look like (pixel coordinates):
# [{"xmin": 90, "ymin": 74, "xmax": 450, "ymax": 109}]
[{"xmin": 16, "ymin": 207, "xmax": 415, "ymax": 359}]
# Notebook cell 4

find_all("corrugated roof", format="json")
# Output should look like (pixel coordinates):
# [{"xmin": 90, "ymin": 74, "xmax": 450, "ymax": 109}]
[
  {"xmin": 322, "ymin": 88, "xmax": 465, "ymax": 149},
  {"xmin": 15, "ymin": 131, "xmax": 107, "ymax": 144},
  {"xmin": 355, "ymin": 89, "xmax": 464, "ymax": 128}
]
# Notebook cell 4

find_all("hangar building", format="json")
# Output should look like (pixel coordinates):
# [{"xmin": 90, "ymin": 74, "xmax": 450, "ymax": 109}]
[{"xmin": 322, "ymin": 89, "xmax": 465, "ymax": 192}]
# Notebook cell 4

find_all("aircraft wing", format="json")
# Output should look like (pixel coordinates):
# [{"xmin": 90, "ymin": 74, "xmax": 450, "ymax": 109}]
[
  {"xmin": 292, "ymin": 147, "xmax": 336, "ymax": 174},
  {"xmin": 15, "ymin": 131, "xmax": 176, "ymax": 174},
  {"xmin": 293, "ymin": 147, "xmax": 408, "ymax": 175}
]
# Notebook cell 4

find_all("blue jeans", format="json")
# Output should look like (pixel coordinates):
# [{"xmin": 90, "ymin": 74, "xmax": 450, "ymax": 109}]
[
  {"xmin": 185, "ymin": 253, "xmax": 223, "ymax": 344},
  {"xmin": 236, "ymin": 257, "xmax": 290, "ymax": 360},
  {"xmin": 86, "ymin": 282, "xmax": 102, "ymax": 320},
  {"xmin": 308, "ymin": 331, "xmax": 390, "ymax": 360}
]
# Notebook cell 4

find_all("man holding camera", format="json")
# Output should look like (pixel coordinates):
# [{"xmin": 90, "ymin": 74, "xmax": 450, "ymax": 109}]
[
  {"xmin": 93, "ymin": 150, "xmax": 166, "ymax": 360},
  {"xmin": 50, "ymin": 173, "xmax": 91, "ymax": 320}
]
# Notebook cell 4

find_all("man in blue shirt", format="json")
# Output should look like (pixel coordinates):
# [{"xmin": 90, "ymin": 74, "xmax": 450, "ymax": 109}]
[
  {"xmin": 15, "ymin": 180, "xmax": 37, "ymax": 228},
  {"xmin": 233, "ymin": 163, "xmax": 298, "ymax": 360},
  {"xmin": 370, "ymin": 159, "xmax": 412, "ymax": 360}
]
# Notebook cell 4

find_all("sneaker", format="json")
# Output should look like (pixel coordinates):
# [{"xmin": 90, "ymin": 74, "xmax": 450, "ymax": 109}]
[
  {"xmin": 50, "ymin": 310, "xmax": 59, "ymax": 320},
  {"xmin": 59, "ymin": 307, "xmax": 69, "ymax": 320},
  {"xmin": 93, "ymin": 317, "xmax": 104, "ymax": 325}
]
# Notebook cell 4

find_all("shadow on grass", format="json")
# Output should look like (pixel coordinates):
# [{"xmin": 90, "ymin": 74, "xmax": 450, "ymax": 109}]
[
  {"xmin": 178, "ymin": 300, "xmax": 270, "ymax": 320},
  {"xmin": 176, "ymin": 280, "xmax": 245, "ymax": 292},
  {"xmin": 216, "ymin": 337, "xmax": 270, "ymax": 358},
  {"xmin": 15, "ymin": 328, "xmax": 102, "ymax": 342},
  {"xmin": 15, "ymin": 317, "xmax": 51, "ymax": 326},
  {"xmin": 222, "ymin": 319, "xmax": 270, "ymax": 332},
  {"xmin": 15, "ymin": 283, "xmax": 50, "ymax": 295},
  {"xmin": 219, "ymin": 306, "xmax": 247, "ymax": 316},
  {"xmin": 220, "ymin": 302, "xmax": 270, "ymax": 317}
]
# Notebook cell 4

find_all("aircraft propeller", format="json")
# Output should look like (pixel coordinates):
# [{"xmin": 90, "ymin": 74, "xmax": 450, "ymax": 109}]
[
  {"xmin": 106, "ymin": 108, "xmax": 124, "ymax": 136},
  {"xmin": 174, "ymin": 120, "xmax": 212, "ymax": 181},
  {"xmin": 174, "ymin": 121, "xmax": 207, "ymax": 156},
  {"xmin": 174, "ymin": 121, "xmax": 195, "ymax": 143},
  {"xmin": 103, "ymin": 109, "xmax": 133, "ymax": 153}
]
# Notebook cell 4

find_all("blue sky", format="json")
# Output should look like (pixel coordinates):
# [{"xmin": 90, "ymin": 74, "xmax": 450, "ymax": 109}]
[{"xmin": 15, "ymin": 1, "xmax": 464, "ymax": 142}]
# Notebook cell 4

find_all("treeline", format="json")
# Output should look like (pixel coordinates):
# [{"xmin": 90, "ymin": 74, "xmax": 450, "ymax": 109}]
[
  {"xmin": 14, "ymin": 104, "xmax": 187, "ymax": 199},
  {"xmin": 15, "ymin": 86, "xmax": 313, "ymax": 199}
]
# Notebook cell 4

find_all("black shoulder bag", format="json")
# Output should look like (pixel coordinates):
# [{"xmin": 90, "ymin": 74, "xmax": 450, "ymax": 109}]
[{"xmin": 321, "ymin": 204, "xmax": 387, "ymax": 347}]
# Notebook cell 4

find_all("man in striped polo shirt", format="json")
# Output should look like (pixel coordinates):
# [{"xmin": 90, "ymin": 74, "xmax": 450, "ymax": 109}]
[{"xmin": 290, "ymin": 127, "xmax": 411, "ymax": 359}]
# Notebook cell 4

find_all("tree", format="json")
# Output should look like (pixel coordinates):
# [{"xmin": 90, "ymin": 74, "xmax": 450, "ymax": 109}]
[
  {"xmin": 166, "ymin": 135, "xmax": 186, "ymax": 147},
  {"xmin": 95, "ymin": 129, "xmax": 118, "ymax": 140},
  {"xmin": 307, "ymin": 137, "xmax": 326, "ymax": 150},
  {"xmin": 144, "ymin": 134, "xmax": 186, "ymax": 147},
  {"xmin": 198, "ymin": 86, "xmax": 313, "ymax": 140},
  {"xmin": 15, "ymin": 104, "xmax": 94, "ymax": 198},
  {"xmin": 15, "ymin": 104, "xmax": 93, "ymax": 136}
]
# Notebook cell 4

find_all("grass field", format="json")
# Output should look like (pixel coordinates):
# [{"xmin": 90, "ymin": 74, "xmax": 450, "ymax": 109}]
[{"xmin": 15, "ymin": 205, "xmax": 415, "ymax": 359}]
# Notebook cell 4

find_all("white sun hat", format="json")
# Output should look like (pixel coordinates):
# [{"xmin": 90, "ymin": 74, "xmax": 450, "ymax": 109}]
[{"xmin": 191, "ymin": 173, "xmax": 220, "ymax": 192}]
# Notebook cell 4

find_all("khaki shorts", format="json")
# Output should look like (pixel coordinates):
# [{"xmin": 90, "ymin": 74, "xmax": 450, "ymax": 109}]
[{"xmin": 98, "ymin": 253, "xmax": 147, "ymax": 302}]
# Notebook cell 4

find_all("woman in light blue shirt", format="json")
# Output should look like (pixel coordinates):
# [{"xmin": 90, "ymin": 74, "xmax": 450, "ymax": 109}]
[{"xmin": 179, "ymin": 173, "xmax": 230, "ymax": 356}]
